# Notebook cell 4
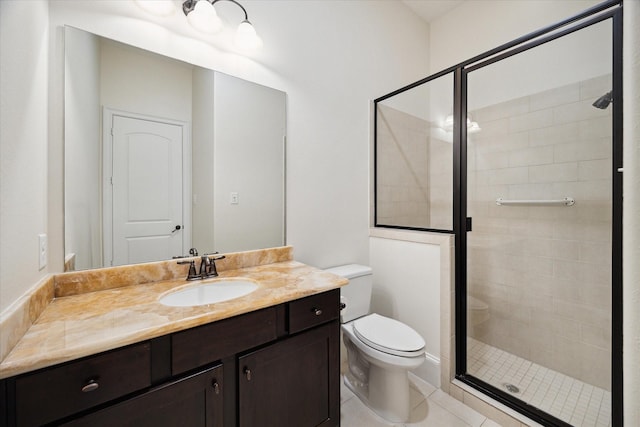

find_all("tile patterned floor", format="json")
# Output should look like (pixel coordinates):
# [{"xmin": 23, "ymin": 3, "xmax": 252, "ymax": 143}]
[
  {"xmin": 340, "ymin": 374, "xmax": 502, "ymax": 427},
  {"xmin": 467, "ymin": 338, "xmax": 611, "ymax": 427}
]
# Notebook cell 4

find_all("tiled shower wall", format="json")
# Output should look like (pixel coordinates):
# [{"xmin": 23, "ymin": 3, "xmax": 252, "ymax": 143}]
[
  {"xmin": 466, "ymin": 74, "xmax": 612, "ymax": 390},
  {"xmin": 377, "ymin": 105, "xmax": 452, "ymax": 230},
  {"xmin": 377, "ymin": 104, "xmax": 431, "ymax": 228},
  {"xmin": 428, "ymin": 132, "xmax": 453, "ymax": 230}
]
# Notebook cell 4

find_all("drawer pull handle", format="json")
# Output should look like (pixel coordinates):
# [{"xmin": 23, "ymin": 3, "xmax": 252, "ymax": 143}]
[
  {"xmin": 81, "ymin": 379, "xmax": 99, "ymax": 393},
  {"xmin": 244, "ymin": 367, "xmax": 252, "ymax": 381},
  {"xmin": 313, "ymin": 307, "xmax": 323, "ymax": 316},
  {"xmin": 212, "ymin": 380, "xmax": 220, "ymax": 395}
]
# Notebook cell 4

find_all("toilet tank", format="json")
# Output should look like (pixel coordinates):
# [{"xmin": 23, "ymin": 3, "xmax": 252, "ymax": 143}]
[{"xmin": 325, "ymin": 264, "xmax": 372, "ymax": 323}]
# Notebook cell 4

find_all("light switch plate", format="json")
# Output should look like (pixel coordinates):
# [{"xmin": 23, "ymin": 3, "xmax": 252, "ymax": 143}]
[
  {"xmin": 38, "ymin": 234, "xmax": 47, "ymax": 270},
  {"xmin": 230, "ymin": 192, "xmax": 239, "ymax": 204}
]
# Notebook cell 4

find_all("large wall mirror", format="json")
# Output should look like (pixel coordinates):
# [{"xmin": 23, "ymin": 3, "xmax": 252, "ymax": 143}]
[{"xmin": 64, "ymin": 26, "xmax": 286, "ymax": 271}]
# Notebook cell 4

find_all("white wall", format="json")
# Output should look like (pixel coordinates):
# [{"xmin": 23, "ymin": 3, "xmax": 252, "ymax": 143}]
[
  {"xmin": 256, "ymin": 1, "xmax": 431, "ymax": 268},
  {"xmin": 429, "ymin": 0, "xmax": 603, "ymax": 75},
  {"xmin": 0, "ymin": 1, "xmax": 50, "ymax": 313},
  {"xmin": 212, "ymin": 72, "xmax": 285, "ymax": 253},
  {"xmin": 100, "ymin": 38, "xmax": 193, "ymax": 123},
  {"xmin": 370, "ymin": 235, "xmax": 441, "ymax": 385}
]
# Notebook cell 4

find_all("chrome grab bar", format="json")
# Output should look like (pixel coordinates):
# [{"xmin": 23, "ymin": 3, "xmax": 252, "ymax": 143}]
[{"xmin": 495, "ymin": 197, "xmax": 575, "ymax": 206}]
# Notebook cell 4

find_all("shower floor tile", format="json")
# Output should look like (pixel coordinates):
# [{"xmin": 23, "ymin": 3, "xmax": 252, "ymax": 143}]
[{"xmin": 467, "ymin": 338, "xmax": 611, "ymax": 427}]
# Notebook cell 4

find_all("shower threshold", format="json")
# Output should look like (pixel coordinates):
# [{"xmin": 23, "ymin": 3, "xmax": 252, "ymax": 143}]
[{"xmin": 467, "ymin": 338, "xmax": 611, "ymax": 427}]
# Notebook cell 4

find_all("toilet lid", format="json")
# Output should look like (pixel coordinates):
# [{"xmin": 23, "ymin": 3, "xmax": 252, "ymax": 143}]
[{"xmin": 353, "ymin": 314, "xmax": 425, "ymax": 357}]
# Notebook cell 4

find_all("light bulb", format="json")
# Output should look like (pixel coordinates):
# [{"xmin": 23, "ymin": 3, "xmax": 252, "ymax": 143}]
[
  {"xmin": 235, "ymin": 20, "xmax": 263, "ymax": 50},
  {"xmin": 187, "ymin": 0, "xmax": 223, "ymax": 34},
  {"xmin": 135, "ymin": 0, "xmax": 176, "ymax": 16}
]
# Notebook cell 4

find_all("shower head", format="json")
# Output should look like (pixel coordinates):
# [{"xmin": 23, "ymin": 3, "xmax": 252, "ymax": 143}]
[{"xmin": 592, "ymin": 91, "xmax": 613, "ymax": 109}]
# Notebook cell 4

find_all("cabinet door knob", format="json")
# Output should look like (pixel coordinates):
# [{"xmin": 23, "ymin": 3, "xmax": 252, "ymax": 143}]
[
  {"xmin": 313, "ymin": 307, "xmax": 323, "ymax": 316},
  {"xmin": 212, "ymin": 380, "xmax": 220, "ymax": 395},
  {"xmin": 81, "ymin": 379, "xmax": 99, "ymax": 393},
  {"xmin": 244, "ymin": 367, "xmax": 252, "ymax": 381}
]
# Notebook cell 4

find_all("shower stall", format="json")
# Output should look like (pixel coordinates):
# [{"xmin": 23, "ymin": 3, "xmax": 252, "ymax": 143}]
[{"xmin": 374, "ymin": 1, "xmax": 622, "ymax": 426}]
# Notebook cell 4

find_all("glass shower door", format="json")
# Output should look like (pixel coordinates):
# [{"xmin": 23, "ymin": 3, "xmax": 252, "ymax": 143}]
[{"xmin": 464, "ymin": 18, "xmax": 613, "ymax": 427}]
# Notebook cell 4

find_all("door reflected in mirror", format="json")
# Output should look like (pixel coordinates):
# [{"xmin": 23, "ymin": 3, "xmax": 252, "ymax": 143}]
[{"xmin": 64, "ymin": 26, "xmax": 286, "ymax": 271}]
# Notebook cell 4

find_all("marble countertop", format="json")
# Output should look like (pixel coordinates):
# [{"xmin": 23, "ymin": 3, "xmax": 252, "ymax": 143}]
[{"xmin": 0, "ymin": 259, "xmax": 347, "ymax": 379}]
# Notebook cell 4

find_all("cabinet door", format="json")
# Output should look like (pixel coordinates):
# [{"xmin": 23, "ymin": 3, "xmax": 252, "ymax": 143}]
[
  {"xmin": 238, "ymin": 321, "xmax": 339, "ymax": 427},
  {"xmin": 63, "ymin": 365, "xmax": 223, "ymax": 427}
]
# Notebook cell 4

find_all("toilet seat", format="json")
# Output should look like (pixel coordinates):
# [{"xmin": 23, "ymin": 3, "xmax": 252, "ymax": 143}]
[{"xmin": 353, "ymin": 314, "xmax": 425, "ymax": 357}]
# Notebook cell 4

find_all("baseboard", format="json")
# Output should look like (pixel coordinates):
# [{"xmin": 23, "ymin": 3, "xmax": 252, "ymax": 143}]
[{"xmin": 411, "ymin": 352, "xmax": 440, "ymax": 388}]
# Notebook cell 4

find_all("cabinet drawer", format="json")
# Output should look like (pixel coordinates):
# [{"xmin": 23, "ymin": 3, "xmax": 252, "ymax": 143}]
[
  {"xmin": 288, "ymin": 289, "xmax": 340, "ymax": 334},
  {"xmin": 62, "ymin": 364, "xmax": 224, "ymax": 427},
  {"xmin": 172, "ymin": 307, "xmax": 277, "ymax": 375},
  {"xmin": 15, "ymin": 342, "xmax": 151, "ymax": 427}
]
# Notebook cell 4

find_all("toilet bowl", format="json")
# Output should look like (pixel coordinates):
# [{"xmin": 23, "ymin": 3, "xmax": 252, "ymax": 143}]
[
  {"xmin": 342, "ymin": 315, "xmax": 425, "ymax": 422},
  {"xmin": 325, "ymin": 264, "xmax": 426, "ymax": 423}
]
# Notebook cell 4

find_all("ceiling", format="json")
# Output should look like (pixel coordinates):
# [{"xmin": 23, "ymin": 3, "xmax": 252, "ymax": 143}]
[{"xmin": 402, "ymin": 0, "xmax": 465, "ymax": 23}]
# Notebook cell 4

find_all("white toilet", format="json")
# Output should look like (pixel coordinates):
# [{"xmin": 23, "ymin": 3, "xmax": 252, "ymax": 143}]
[{"xmin": 325, "ymin": 264, "xmax": 425, "ymax": 423}]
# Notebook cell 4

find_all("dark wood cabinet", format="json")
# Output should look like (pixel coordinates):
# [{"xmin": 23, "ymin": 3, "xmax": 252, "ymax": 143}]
[
  {"xmin": 62, "ymin": 365, "xmax": 224, "ymax": 427},
  {"xmin": 288, "ymin": 291, "xmax": 341, "ymax": 334},
  {"xmin": 1, "ymin": 379, "xmax": 7, "ymax": 427},
  {"xmin": 171, "ymin": 307, "xmax": 277, "ymax": 376},
  {"xmin": 238, "ymin": 321, "xmax": 339, "ymax": 427},
  {"xmin": 14, "ymin": 342, "xmax": 151, "ymax": 427},
  {"xmin": 3, "ymin": 289, "xmax": 340, "ymax": 427}
]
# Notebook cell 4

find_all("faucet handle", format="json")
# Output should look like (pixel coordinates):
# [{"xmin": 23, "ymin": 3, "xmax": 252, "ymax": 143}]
[
  {"xmin": 177, "ymin": 260, "xmax": 200, "ymax": 280},
  {"xmin": 205, "ymin": 252, "xmax": 225, "ymax": 261},
  {"xmin": 189, "ymin": 248, "xmax": 199, "ymax": 256},
  {"xmin": 205, "ymin": 254, "xmax": 226, "ymax": 277}
]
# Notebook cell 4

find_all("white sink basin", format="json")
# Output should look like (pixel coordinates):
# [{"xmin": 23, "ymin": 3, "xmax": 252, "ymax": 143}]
[{"xmin": 159, "ymin": 279, "xmax": 259, "ymax": 307}]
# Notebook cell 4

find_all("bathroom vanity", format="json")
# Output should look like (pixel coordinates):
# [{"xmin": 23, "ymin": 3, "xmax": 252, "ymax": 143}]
[{"xmin": 0, "ymin": 247, "xmax": 345, "ymax": 427}]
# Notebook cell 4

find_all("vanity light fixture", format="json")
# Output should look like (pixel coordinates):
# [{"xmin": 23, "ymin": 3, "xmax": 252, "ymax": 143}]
[{"xmin": 182, "ymin": 0, "xmax": 263, "ymax": 50}]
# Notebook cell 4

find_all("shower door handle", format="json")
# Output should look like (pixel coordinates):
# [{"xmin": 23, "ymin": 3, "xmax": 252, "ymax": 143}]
[{"xmin": 466, "ymin": 217, "xmax": 472, "ymax": 232}]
